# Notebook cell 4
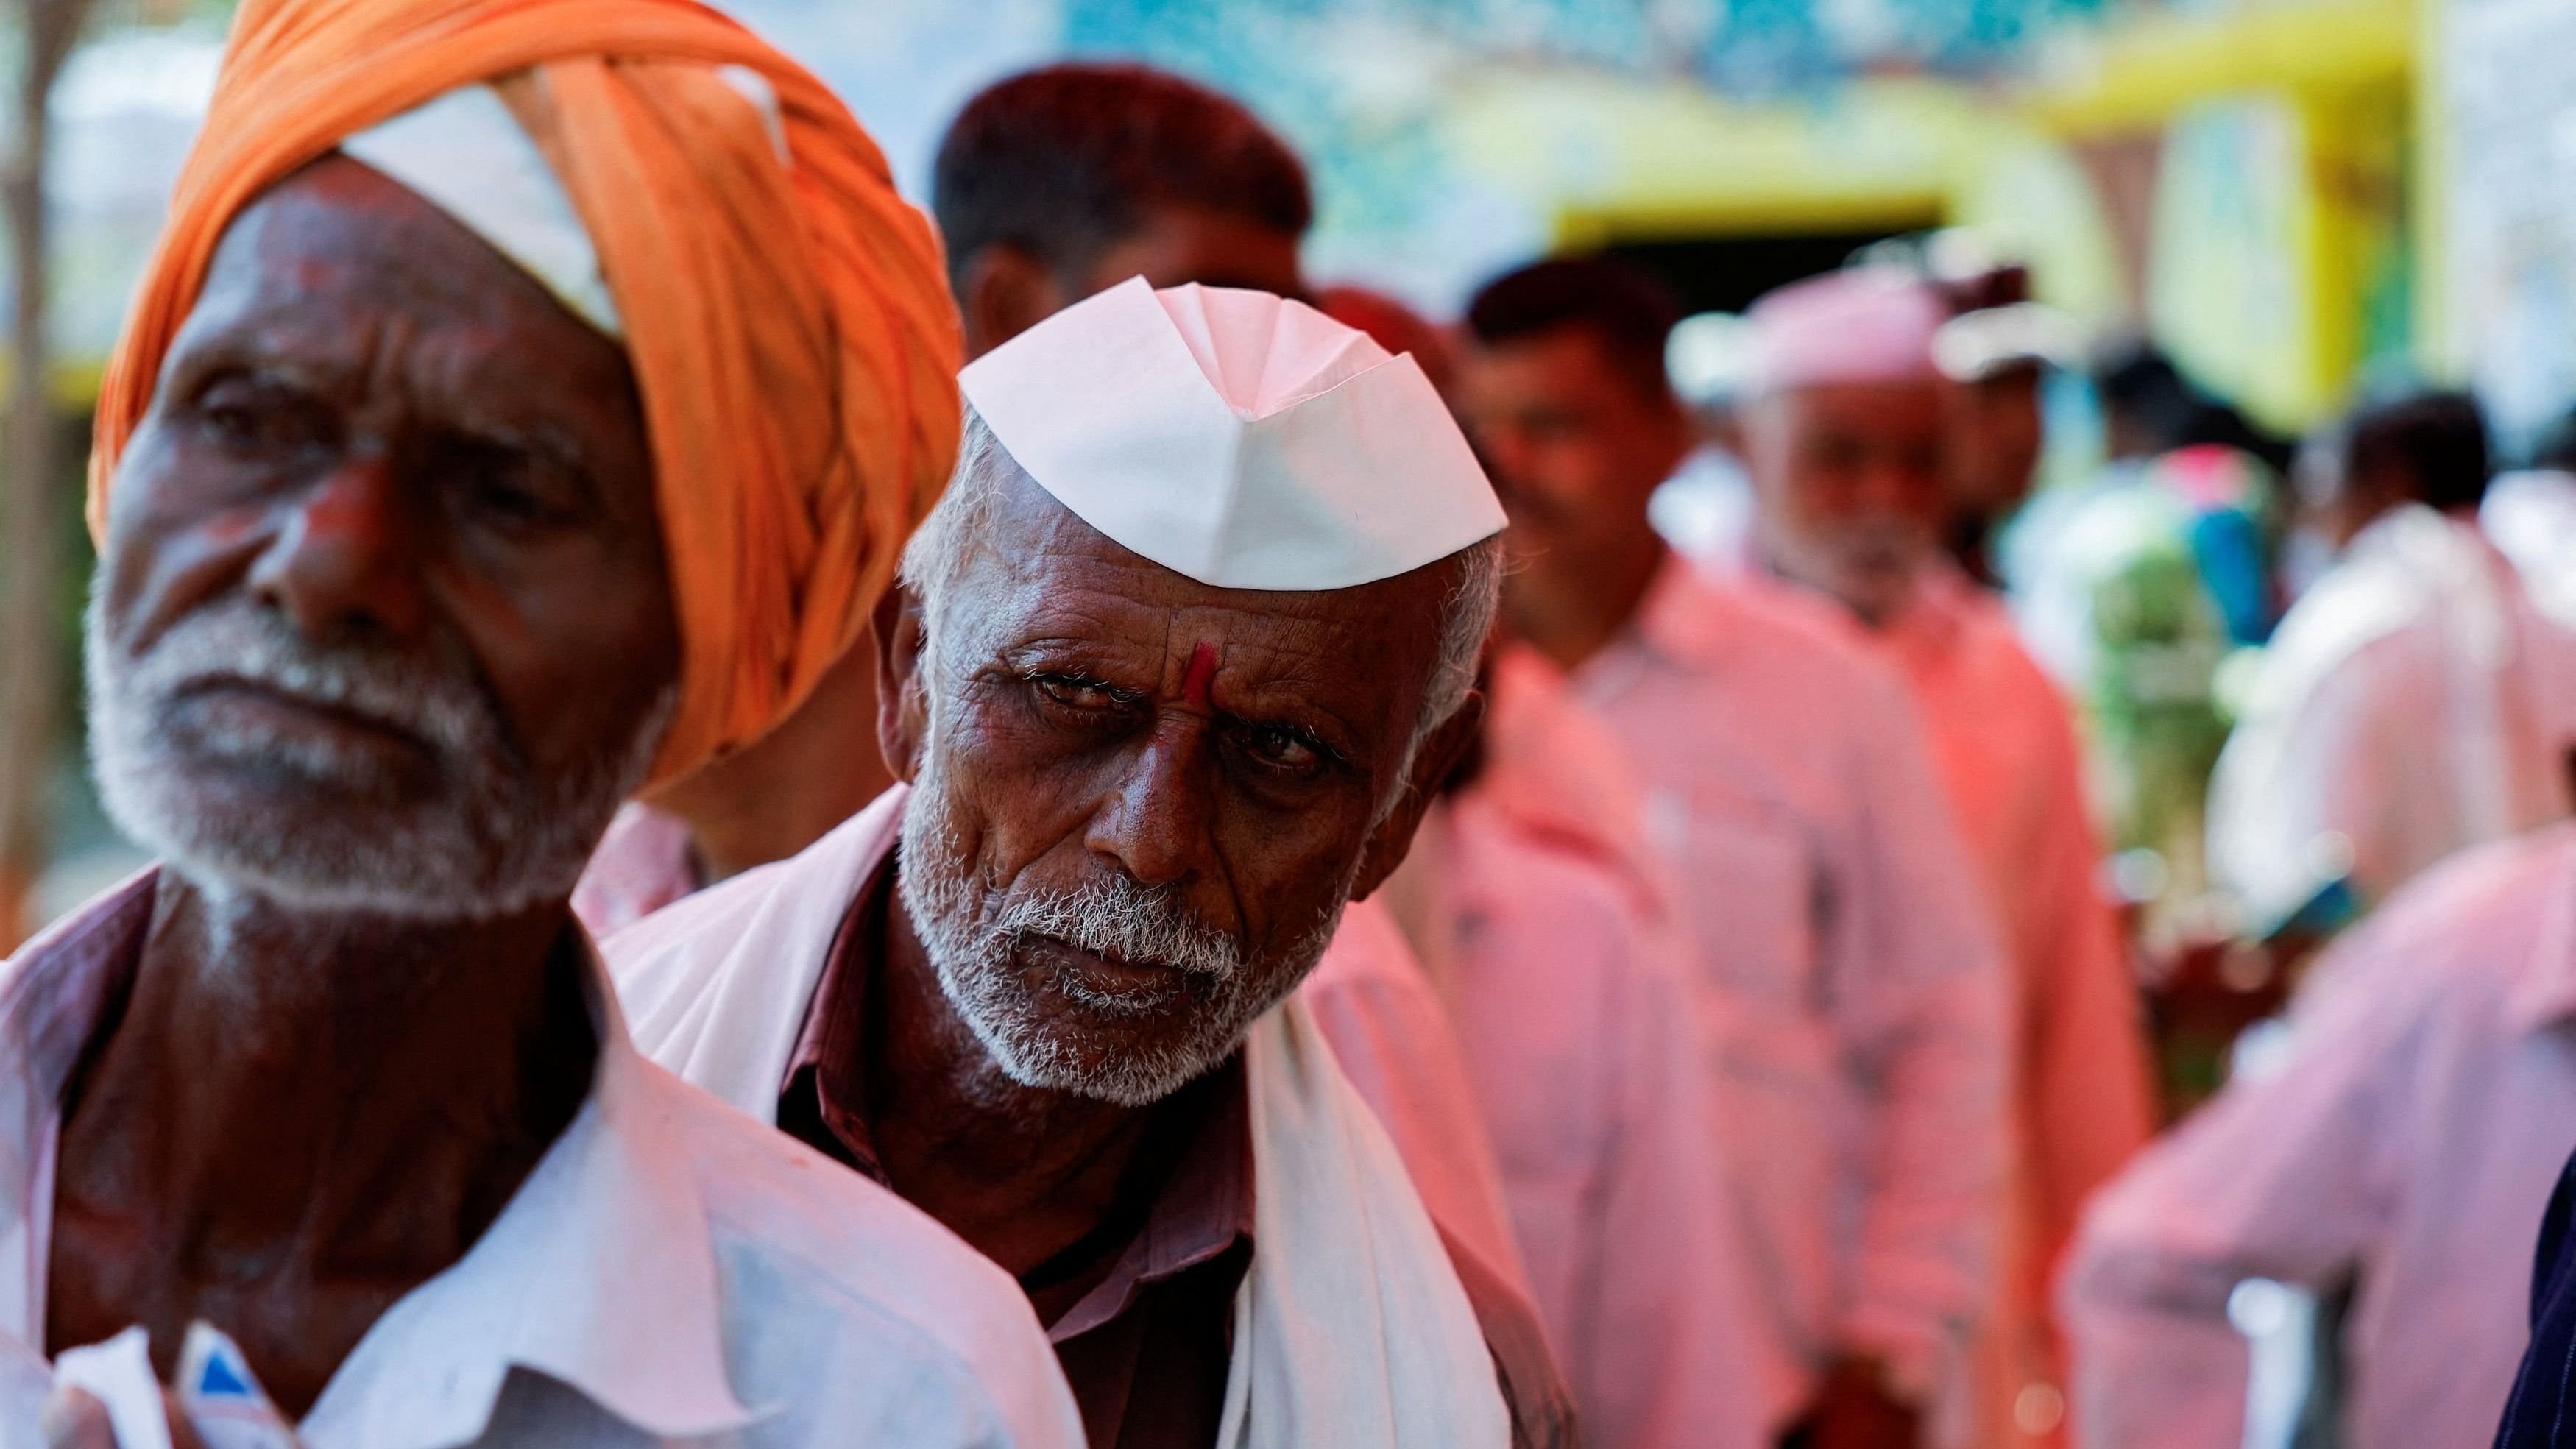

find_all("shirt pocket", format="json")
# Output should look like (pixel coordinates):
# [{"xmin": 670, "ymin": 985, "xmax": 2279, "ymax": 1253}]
[{"xmin": 1652, "ymin": 781, "xmax": 1821, "ymax": 1018}]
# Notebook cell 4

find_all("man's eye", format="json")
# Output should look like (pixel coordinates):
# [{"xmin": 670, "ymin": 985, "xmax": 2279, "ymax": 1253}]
[
  {"xmin": 1242, "ymin": 723, "xmax": 1323, "ymax": 771},
  {"xmin": 432, "ymin": 436, "xmax": 581, "ymax": 532},
  {"xmin": 198, "ymin": 381, "xmax": 330, "ymax": 455},
  {"xmin": 1033, "ymin": 674, "xmax": 1128, "ymax": 713}
]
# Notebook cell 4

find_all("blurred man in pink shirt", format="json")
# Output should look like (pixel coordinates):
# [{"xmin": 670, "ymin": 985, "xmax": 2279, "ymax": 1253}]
[
  {"xmin": 1312, "ymin": 283, "xmax": 1763, "ymax": 1448},
  {"xmin": 1354, "ymin": 642, "xmax": 1771, "ymax": 1449},
  {"xmin": 1459, "ymin": 257, "xmax": 2009, "ymax": 1449},
  {"xmin": 2063, "ymin": 826, "xmax": 2576, "ymax": 1449},
  {"xmin": 1736, "ymin": 269, "xmax": 2156, "ymax": 1449}
]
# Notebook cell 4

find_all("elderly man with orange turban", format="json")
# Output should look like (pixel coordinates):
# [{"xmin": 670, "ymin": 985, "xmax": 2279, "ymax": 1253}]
[{"xmin": 4, "ymin": 0, "xmax": 1084, "ymax": 1442}]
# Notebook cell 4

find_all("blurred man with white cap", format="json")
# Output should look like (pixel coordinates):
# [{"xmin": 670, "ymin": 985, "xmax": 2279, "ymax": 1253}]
[
  {"xmin": 1459, "ymin": 255, "xmax": 2008, "ymax": 1448},
  {"xmin": 607, "ymin": 280, "xmax": 1577, "ymax": 1449},
  {"xmin": 1737, "ymin": 267, "xmax": 2156, "ymax": 1449},
  {"xmin": 1932, "ymin": 300, "xmax": 2078, "ymax": 587}
]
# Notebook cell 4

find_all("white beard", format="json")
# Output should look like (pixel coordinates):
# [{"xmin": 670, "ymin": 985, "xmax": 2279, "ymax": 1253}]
[
  {"xmin": 894, "ymin": 726, "xmax": 1342, "ymax": 1108},
  {"xmin": 87, "ymin": 588, "xmax": 667, "ymax": 923}
]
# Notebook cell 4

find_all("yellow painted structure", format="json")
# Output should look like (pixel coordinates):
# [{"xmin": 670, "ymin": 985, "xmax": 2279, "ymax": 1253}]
[{"xmin": 1442, "ymin": 0, "xmax": 2425, "ymax": 430}]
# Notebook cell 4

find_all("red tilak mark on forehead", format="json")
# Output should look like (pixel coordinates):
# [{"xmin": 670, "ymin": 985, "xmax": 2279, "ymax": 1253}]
[{"xmin": 1181, "ymin": 642, "xmax": 1219, "ymax": 709}]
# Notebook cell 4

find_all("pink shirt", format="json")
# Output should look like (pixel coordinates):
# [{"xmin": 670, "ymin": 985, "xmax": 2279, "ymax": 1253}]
[
  {"xmin": 1368, "ymin": 648, "xmax": 1764, "ymax": 1449},
  {"xmin": 1570, "ymin": 560, "xmax": 2009, "ymax": 1425},
  {"xmin": 2063, "ymin": 826, "xmax": 2576, "ymax": 1449},
  {"xmin": 1432, "ymin": 784, "xmax": 1768, "ymax": 1449},
  {"xmin": 1880, "ymin": 565, "xmax": 2156, "ymax": 1446},
  {"xmin": 1298, "ymin": 898, "xmax": 1535, "ymax": 1299}
]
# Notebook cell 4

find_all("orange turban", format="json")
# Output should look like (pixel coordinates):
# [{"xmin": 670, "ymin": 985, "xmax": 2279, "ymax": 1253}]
[{"xmin": 87, "ymin": 0, "xmax": 963, "ymax": 784}]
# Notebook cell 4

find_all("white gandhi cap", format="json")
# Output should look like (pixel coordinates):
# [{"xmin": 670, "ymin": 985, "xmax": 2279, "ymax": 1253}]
[
  {"xmin": 958, "ymin": 278, "xmax": 1505, "ymax": 592},
  {"xmin": 336, "ymin": 69, "xmax": 787, "ymax": 341}
]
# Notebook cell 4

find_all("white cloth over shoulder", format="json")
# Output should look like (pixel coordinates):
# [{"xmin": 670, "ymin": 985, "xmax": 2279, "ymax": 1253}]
[{"xmin": 606, "ymin": 787, "xmax": 1511, "ymax": 1449}]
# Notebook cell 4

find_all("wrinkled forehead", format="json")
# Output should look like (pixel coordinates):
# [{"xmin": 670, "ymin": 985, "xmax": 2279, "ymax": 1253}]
[
  {"xmin": 941, "ymin": 459, "xmax": 1451, "ymax": 716},
  {"xmin": 179, "ymin": 155, "xmax": 595, "ymax": 364}
]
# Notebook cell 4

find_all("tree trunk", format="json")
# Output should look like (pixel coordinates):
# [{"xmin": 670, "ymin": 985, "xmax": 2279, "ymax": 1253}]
[{"xmin": 0, "ymin": 0, "xmax": 98, "ymax": 949}]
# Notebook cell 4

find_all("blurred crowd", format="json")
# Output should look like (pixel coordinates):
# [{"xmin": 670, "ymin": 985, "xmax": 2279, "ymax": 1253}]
[{"xmin": 891, "ymin": 57, "xmax": 2576, "ymax": 1449}]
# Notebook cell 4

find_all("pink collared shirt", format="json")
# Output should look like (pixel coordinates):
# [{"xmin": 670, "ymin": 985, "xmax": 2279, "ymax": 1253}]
[
  {"xmin": 2062, "ymin": 826, "xmax": 2576, "ymax": 1449},
  {"xmin": 1395, "ymin": 642, "xmax": 1763, "ymax": 1449},
  {"xmin": 1568, "ymin": 560, "xmax": 2009, "ymax": 1427},
  {"xmin": 1879, "ymin": 564, "xmax": 2156, "ymax": 1447},
  {"xmin": 1429, "ymin": 783, "xmax": 1768, "ymax": 1449}
]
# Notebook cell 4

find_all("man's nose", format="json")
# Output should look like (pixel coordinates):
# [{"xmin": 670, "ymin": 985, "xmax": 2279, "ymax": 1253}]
[
  {"xmin": 1852, "ymin": 458, "xmax": 1932, "ymax": 517},
  {"xmin": 1084, "ymin": 718, "xmax": 1214, "ymax": 889},
  {"xmin": 246, "ymin": 454, "xmax": 428, "ymax": 640}
]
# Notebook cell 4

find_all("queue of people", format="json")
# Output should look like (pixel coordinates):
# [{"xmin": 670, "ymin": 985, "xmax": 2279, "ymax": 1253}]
[{"xmin": 10, "ymin": 1, "xmax": 2576, "ymax": 1447}]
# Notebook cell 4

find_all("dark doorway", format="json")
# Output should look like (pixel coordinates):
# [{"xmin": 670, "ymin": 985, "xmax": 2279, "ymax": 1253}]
[{"xmin": 1599, "ymin": 227, "xmax": 1925, "ymax": 315}]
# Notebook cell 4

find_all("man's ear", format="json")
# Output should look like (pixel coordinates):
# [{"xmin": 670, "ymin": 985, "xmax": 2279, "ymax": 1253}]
[
  {"xmin": 1347, "ymin": 690, "xmax": 1486, "ymax": 901},
  {"xmin": 1708, "ymin": 410, "xmax": 1747, "ymax": 461},
  {"xmin": 958, "ymin": 243, "xmax": 1066, "ymax": 361},
  {"xmin": 872, "ymin": 585, "xmax": 932, "ymax": 785}
]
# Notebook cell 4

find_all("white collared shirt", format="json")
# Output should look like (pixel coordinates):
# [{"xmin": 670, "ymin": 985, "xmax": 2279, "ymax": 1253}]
[
  {"xmin": 2209, "ymin": 503, "xmax": 2573, "ymax": 929},
  {"xmin": 2062, "ymin": 826, "xmax": 2576, "ymax": 1449},
  {"xmin": 0, "ymin": 872, "xmax": 1083, "ymax": 1448}
]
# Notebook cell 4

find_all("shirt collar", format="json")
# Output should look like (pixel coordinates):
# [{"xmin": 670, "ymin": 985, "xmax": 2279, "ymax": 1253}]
[
  {"xmin": 1624, "ymin": 550, "xmax": 1738, "ymax": 669},
  {"xmin": 0, "ymin": 868, "xmax": 757, "ymax": 1445},
  {"xmin": 1872, "ymin": 561, "xmax": 1971, "ymax": 663}
]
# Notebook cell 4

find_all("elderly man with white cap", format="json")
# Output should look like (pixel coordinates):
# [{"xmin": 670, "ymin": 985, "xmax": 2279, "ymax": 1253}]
[
  {"xmin": 607, "ymin": 278, "xmax": 1577, "ymax": 1449},
  {"xmin": 1458, "ymin": 255, "xmax": 2006, "ymax": 1449},
  {"xmin": 1735, "ymin": 268, "xmax": 2156, "ymax": 1449}
]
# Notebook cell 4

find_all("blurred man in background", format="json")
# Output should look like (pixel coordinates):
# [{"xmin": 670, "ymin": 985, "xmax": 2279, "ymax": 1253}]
[
  {"xmin": 2067, "ymin": 826, "xmax": 2576, "ymax": 1449},
  {"xmin": 937, "ymin": 63, "xmax": 1308, "ymax": 356},
  {"xmin": 1735, "ymin": 267, "xmax": 2154, "ymax": 1449},
  {"xmin": 1998, "ymin": 342, "xmax": 2281, "ymax": 940},
  {"xmin": 1328, "ymin": 282, "xmax": 1767, "ymax": 1449},
  {"xmin": 1931, "ymin": 300, "xmax": 2073, "ymax": 588},
  {"xmin": 1459, "ymin": 255, "xmax": 2008, "ymax": 1449},
  {"xmin": 2208, "ymin": 390, "xmax": 2571, "ymax": 937}
]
